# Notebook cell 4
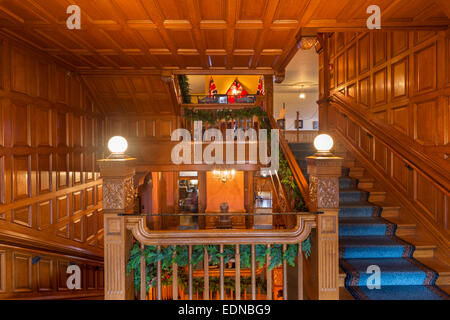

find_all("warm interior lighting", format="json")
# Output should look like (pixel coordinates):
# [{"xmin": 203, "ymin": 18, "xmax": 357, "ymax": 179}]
[
  {"xmin": 213, "ymin": 169, "xmax": 236, "ymax": 183},
  {"xmin": 299, "ymin": 92, "xmax": 306, "ymax": 99},
  {"xmin": 313, "ymin": 134, "xmax": 334, "ymax": 155},
  {"xmin": 108, "ymin": 136, "xmax": 128, "ymax": 154}
]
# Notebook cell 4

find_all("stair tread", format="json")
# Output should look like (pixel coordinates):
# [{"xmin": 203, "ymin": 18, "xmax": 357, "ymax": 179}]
[
  {"xmin": 398, "ymin": 235, "xmax": 437, "ymax": 249},
  {"xmin": 383, "ymin": 216, "xmax": 416, "ymax": 228},
  {"xmin": 343, "ymin": 285, "xmax": 448, "ymax": 300},
  {"xmin": 415, "ymin": 257, "xmax": 450, "ymax": 273}
]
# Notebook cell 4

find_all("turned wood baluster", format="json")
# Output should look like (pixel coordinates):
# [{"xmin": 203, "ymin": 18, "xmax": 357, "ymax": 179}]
[
  {"xmin": 283, "ymin": 244, "xmax": 288, "ymax": 300},
  {"xmin": 266, "ymin": 244, "xmax": 272, "ymax": 300},
  {"xmin": 173, "ymin": 248, "xmax": 178, "ymax": 300},
  {"xmin": 220, "ymin": 244, "xmax": 224, "ymax": 300},
  {"xmin": 188, "ymin": 245, "xmax": 193, "ymax": 300},
  {"xmin": 140, "ymin": 243, "xmax": 146, "ymax": 300},
  {"xmin": 251, "ymin": 244, "xmax": 256, "ymax": 300},
  {"xmin": 235, "ymin": 245, "xmax": 241, "ymax": 300},
  {"xmin": 298, "ymin": 243, "xmax": 303, "ymax": 300},
  {"xmin": 157, "ymin": 245, "xmax": 162, "ymax": 300},
  {"xmin": 204, "ymin": 247, "xmax": 209, "ymax": 300}
]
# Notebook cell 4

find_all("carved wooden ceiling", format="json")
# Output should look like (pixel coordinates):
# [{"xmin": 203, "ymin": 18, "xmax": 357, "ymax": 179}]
[{"xmin": 0, "ymin": 0, "xmax": 449, "ymax": 74}]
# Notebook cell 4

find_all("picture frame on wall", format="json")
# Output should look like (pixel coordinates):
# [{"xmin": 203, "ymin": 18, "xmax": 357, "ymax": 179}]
[
  {"xmin": 295, "ymin": 120, "xmax": 303, "ymax": 129},
  {"xmin": 313, "ymin": 121, "xmax": 319, "ymax": 130},
  {"xmin": 277, "ymin": 119, "xmax": 285, "ymax": 129}
]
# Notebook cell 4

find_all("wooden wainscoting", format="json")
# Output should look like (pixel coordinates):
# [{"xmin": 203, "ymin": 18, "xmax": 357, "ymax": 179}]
[
  {"xmin": 329, "ymin": 101, "xmax": 449, "ymax": 261},
  {"xmin": 320, "ymin": 29, "xmax": 450, "ymax": 262},
  {"xmin": 0, "ymin": 244, "xmax": 103, "ymax": 299},
  {"xmin": 0, "ymin": 35, "xmax": 105, "ymax": 298},
  {"xmin": 326, "ymin": 30, "xmax": 450, "ymax": 173}
]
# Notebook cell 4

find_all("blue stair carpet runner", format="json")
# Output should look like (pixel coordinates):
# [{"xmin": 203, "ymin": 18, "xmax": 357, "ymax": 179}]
[{"xmin": 339, "ymin": 169, "xmax": 449, "ymax": 300}]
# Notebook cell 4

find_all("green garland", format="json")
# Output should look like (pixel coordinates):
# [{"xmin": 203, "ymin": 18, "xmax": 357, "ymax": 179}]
[
  {"xmin": 127, "ymin": 243, "xmax": 298, "ymax": 292},
  {"xmin": 178, "ymin": 75, "xmax": 191, "ymax": 104},
  {"xmin": 183, "ymin": 106, "xmax": 267, "ymax": 124}
]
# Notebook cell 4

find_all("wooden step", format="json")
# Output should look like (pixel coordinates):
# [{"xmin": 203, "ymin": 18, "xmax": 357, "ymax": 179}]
[
  {"xmin": 349, "ymin": 167, "xmax": 365, "ymax": 178},
  {"xmin": 357, "ymin": 177, "xmax": 375, "ymax": 189},
  {"xmin": 415, "ymin": 257, "xmax": 450, "ymax": 286},
  {"xmin": 366, "ymin": 190, "xmax": 386, "ymax": 203},
  {"xmin": 436, "ymin": 285, "xmax": 450, "ymax": 295},
  {"xmin": 384, "ymin": 216, "xmax": 416, "ymax": 236},
  {"xmin": 399, "ymin": 235, "xmax": 437, "ymax": 259},
  {"xmin": 339, "ymin": 268, "xmax": 346, "ymax": 287},
  {"xmin": 343, "ymin": 159, "xmax": 356, "ymax": 168},
  {"xmin": 339, "ymin": 287, "xmax": 355, "ymax": 300},
  {"xmin": 376, "ymin": 205, "xmax": 401, "ymax": 218}
]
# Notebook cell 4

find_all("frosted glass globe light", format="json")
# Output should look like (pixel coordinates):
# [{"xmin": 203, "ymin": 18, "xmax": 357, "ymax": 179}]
[
  {"xmin": 299, "ymin": 92, "xmax": 306, "ymax": 99},
  {"xmin": 314, "ymin": 134, "xmax": 333, "ymax": 152},
  {"xmin": 108, "ymin": 136, "xmax": 128, "ymax": 154}
]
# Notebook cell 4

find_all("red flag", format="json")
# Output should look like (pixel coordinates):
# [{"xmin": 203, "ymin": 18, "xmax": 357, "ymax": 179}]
[
  {"xmin": 209, "ymin": 76, "xmax": 217, "ymax": 96},
  {"xmin": 257, "ymin": 76, "xmax": 264, "ymax": 95},
  {"xmin": 226, "ymin": 79, "xmax": 247, "ymax": 103}
]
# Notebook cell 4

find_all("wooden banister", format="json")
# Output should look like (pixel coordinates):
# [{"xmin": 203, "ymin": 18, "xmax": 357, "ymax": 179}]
[
  {"xmin": 269, "ymin": 116, "xmax": 311, "ymax": 209},
  {"xmin": 330, "ymin": 94, "xmax": 450, "ymax": 196},
  {"xmin": 126, "ymin": 214, "xmax": 316, "ymax": 246}
]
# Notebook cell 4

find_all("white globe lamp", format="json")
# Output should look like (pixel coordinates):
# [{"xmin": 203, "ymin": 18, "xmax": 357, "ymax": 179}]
[
  {"xmin": 107, "ymin": 136, "xmax": 128, "ymax": 158},
  {"xmin": 313, "ymin": 134, "xmax": 334, "ymax": 156}
]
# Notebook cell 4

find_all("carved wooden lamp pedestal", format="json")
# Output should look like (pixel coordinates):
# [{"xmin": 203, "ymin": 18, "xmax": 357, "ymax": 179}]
[
  {"xmin": 306, "ymin": 154, "xmax": 342, "ymax": 300},
  {"xmin": 98, "ymin": 157, "xmax": 136, "ymax": 300}
]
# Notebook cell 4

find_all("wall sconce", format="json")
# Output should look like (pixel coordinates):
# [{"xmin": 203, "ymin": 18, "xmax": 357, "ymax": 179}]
[
  {"xmin": 313, "ymin": 134, "xmax": 334, "ymax": 156},
  {"xmin": 107, "ymin": 136, "xmax": 128, "ymax": 159},
  {"xmin": 213, "ymin": 169, "xmax": 236, "ymax": 183}
]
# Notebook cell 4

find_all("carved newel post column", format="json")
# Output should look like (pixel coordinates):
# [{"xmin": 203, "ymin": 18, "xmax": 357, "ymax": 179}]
[
  {"xmin": 307, "ymin": 151, "xmax": 342, "ymax": 300},
  {"xmin": 98, "ymin": 157, "xmax": 136, "ymax": 300}
]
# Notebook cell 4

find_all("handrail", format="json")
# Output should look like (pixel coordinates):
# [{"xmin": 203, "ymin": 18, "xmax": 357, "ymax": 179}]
[
  {"xmin": 268, "ymin": 116, "xmax": 311, "ymax": 210},
  {"xmin": 330, "ymin": 94, "xmax": 450, "ymax": 196},
  {"xmin": 126, "ymin": 214, "xmax": 316, "ymax": 246}
]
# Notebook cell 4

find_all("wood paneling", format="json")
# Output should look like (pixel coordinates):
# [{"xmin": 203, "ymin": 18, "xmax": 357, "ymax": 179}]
[
  {"xmin": 0, "ymin": 245, "xmax": 103, "ymax": 299},
  {"xmin": 325, "ymin": 28, "xmax": 450, "ymax": 261},
  {"xmin": 329, "ymin": 30, "xmax": 450, "ymax": 171},
  {"xmin": 0, "ymin": 36, "xmax": 104, "ymax": 299},
  {"xmin": 329, "ymin": 101, "xmax": 449, "ymax": 262}
]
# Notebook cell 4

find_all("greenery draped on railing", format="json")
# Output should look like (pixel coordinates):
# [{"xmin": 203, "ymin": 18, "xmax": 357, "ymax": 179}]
[{"xmin": 127, "ymin": 243, "xmax": 300, "ymax": 292}]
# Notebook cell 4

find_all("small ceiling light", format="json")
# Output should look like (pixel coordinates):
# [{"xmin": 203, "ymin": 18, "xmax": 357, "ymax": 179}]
[
  {"xmin": 313, "ymin": 134, "xmax": 334, "ymax": 156},
  {"xmin": 108, "ymin": 136, "xmax": 128, "ymax": 156},
  {"xmin": 299, "ymin": 85, "xmax": 306, "ymax": 99}
]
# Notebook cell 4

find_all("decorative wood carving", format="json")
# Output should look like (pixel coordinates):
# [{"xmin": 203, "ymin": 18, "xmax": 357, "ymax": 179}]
[
  {"xmin": 99, "ymin": 158, "xmax": 136, "ymax": 300},
  {"xmin": 306, "ymin": 155, "xmax": 342, "ymax": 300}
]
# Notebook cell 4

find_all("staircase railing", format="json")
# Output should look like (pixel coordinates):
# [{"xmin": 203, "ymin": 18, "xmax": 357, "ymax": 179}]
[
  {"xmin": 99, "ymin": 155, "xmax": 343, "ymax": 300},
  {"xmin": 268, "ymin": 116, "xmax": 311, "ymax": 210},
  {"xmin": 328, "ymin": 93, "xmax": 450, "ymax": 257},
  {"xmin": 330, "ymin": 94, "xmax": 450, "ymax": 194},
  {"xmin": 127, "ymin": 213, "xmax": 315, "ymax": 300}
]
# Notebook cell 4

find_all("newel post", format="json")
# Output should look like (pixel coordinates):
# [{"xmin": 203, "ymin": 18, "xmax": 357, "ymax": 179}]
[
  {"xmin": 306, "ymin": 154, "xmax": 342, "ymax": 300},
  {"xmin": 98, "ymin": 157, "xmax": 136, "ymax": 300}
]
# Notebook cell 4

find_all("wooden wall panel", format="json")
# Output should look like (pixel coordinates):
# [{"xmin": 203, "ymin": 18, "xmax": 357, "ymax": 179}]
[
  {"xmin": 0, "ymin": 245, "xmax": 103, "ymax": 299},
  {"xmin": 0, "ymin": 36, "xmax": 104, "ymax": 299},
  {"xmin": 329, "ymin": 29, "xmax": 450, "ymax": 173},
  {"xmin": 326, "ymin": 29, "xmax": 450, "ymax": 256}
]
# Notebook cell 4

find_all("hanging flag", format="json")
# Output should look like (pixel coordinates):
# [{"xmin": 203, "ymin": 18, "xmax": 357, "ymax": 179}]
[
  {"xmin": 257, "ymin": 76, "xmax": 265, "ymax": 95},
  {"xmin": 209, "ymin": 76, "xmax": 217, "ymax": 96},
  {"xmin": 226, "ymin": 78, "xmax": 248, "ymax": 103}
]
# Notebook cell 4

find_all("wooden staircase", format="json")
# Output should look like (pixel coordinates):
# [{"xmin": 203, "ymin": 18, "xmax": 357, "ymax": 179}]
[{"xmin": 336, "ymin": 149, "xmax": 450, "ymax": 299}]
